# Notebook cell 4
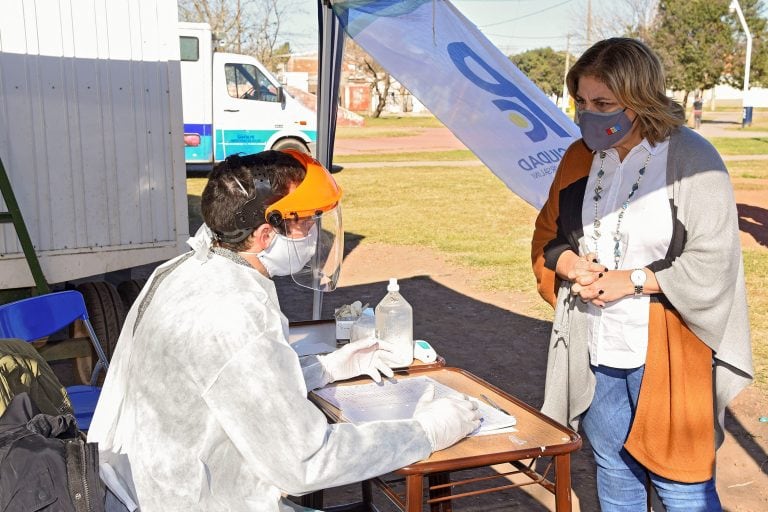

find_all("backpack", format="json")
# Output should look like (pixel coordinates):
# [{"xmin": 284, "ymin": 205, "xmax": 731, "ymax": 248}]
[{"xmin": 0, "ymin": 393, "xmax": 105, "ymax": 512}]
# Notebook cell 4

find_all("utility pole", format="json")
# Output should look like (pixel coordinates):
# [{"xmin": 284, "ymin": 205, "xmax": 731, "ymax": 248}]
[
  {"xmin": 730, "ymin": 0, "xmax": 753, "ymax": 127},
  {"xmin": 561, "ymin": 34, "xmax": 571, "ymax": 114},
  {"xmin": 586, "ymin": 0, "xmax": 593, "ymax": 46}
]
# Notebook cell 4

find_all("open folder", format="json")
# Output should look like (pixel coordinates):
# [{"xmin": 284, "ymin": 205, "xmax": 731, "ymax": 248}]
[{"xmin": 314, "ymin": 376, "xmax": 517, "ymax": 436}]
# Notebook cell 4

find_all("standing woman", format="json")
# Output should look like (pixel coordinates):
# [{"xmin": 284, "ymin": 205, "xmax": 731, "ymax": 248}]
[{"xmin": 531, "ymin": 38, "xmax": 752, "ymax": 511}]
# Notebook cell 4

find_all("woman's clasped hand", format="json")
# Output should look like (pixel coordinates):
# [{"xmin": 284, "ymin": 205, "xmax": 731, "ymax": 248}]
[{"xmin": 567, "ymin": 253, "xmax": 636, "ymax": 307}]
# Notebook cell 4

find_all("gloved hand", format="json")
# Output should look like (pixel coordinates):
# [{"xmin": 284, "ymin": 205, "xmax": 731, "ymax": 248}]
[
  {"xmin": 413, "ymin": 384, "xmax": 481, "ymax": 452},
  {"xmin": 318, "ymin": 337, "xmax": 396, "ymax": 383}
]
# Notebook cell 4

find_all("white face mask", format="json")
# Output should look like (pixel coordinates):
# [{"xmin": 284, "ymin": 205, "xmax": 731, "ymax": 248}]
[{"xmin": 256, "ymin": 226, "xmax": 317, "ymax": 277}]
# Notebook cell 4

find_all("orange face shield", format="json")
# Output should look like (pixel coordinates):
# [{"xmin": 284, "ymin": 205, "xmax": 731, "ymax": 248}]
[
  {"xmin": 265, "ymin": 149, "xmax": 343, "ymax": 228},
  {"xmin": 265, "ymin": 149, "xmax": 344, "ymax": 292}
]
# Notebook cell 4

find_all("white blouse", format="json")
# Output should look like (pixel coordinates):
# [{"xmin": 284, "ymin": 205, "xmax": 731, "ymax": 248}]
[{"xmin": 581, "ymin": 139, "xmax": 672, "ymax": 369}]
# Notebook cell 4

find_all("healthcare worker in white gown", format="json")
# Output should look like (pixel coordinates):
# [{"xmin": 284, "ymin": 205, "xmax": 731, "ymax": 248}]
[{"xmin": 87, "ymin": 150, "xmax": 481, "ymax": 511}]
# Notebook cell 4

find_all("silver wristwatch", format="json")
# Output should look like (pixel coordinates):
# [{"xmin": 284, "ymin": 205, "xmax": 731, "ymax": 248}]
[{"xmin": 630, "ymin": 268, "xmax": 647, "ymax": 296}]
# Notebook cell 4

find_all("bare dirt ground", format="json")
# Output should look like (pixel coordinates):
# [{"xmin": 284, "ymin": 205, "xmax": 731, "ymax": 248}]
[{"xmin": 279, "ymin": 114, "xmax": 768, "ymax": 511}]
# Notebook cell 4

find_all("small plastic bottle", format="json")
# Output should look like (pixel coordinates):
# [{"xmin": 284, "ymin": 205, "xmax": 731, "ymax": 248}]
[
  {"xmin": 375, "ymin": 278, "xmax": 413, "ymax": 367},
  {"xmin": 350, "ymin": 307, "xmax": 376, "ymax": 342}
]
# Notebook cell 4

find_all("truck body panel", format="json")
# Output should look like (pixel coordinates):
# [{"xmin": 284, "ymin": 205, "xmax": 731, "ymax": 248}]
[{"xmin": 0, "ymin": 0, "xmax": 187, "ymax": 289}]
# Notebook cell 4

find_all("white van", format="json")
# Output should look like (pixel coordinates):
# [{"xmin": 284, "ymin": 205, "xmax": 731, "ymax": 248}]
[{"xmin": 179, "ymin": 23, "xmax": 317, "ymax": 171}]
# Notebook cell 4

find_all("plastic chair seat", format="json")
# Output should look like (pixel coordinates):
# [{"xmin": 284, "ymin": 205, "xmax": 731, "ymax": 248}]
[
  {"xmin": 0, "ymin": 291, "xmax": 110, "ymax": 431},
  {"xmin": 66, "ymin": 385, "xmax": 102, "ymax": 431}
]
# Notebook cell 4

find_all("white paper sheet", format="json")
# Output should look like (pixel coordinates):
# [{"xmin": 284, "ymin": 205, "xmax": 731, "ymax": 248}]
[{"xmin": 314, "ymin": 376, "xmax": 516, "ymax": 436}]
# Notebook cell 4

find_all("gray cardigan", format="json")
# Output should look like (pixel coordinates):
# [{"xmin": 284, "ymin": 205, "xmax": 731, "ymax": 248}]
[{"xmin": 540, "ymin": 127, "xmax": 753, "ymax": 446}]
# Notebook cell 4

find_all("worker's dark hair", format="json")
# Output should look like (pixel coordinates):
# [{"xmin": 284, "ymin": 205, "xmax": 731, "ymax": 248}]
[{"xmin": 201, "ymin": 151, "xmax": 306, "ymax": 252}]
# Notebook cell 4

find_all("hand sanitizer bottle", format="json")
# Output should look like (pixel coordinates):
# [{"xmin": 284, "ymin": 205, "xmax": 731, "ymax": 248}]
[{"xmin": 375, "ymin": 278, "xmax": 413, "ymax": 367}]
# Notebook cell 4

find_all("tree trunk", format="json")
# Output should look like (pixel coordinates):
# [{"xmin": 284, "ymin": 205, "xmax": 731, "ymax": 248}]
[{"xmin": 372, "ymin": 73, "xmax": 391, "ymax": 118}]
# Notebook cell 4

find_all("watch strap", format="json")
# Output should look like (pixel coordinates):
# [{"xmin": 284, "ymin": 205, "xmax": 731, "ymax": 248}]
[{"xmin": 631, "ymin": 269, "xmax": 646, "ymax": 296}]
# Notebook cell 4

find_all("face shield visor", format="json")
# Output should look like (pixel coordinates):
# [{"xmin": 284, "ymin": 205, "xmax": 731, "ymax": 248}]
[{"xmin": 266, "ymin": 150, "xmax": 344, "ymax": 292}]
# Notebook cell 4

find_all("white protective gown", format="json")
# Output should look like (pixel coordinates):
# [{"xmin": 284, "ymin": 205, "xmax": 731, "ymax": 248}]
[{"xmin": 87, "ymin": 229, "xmax": 432, "ymax": 511}]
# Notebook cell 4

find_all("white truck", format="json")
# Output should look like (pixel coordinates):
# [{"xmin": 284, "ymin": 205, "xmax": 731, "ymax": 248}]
[
  {"xmin": 0, "ymin": 0, "xmax": 188, "ymax": 376},
  {"xmin": 178, "ymin": 22, "xmax": 317, "ymax": 172}
]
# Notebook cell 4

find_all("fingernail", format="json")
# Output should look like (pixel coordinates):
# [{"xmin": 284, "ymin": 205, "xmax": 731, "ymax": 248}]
[
  {"xmin": 598, "ymin": 273, "xmax": 604, "ymax": 278},
  {"xmin": 598, "ymin": 290, "xmax": 604, "ymax": 295}
]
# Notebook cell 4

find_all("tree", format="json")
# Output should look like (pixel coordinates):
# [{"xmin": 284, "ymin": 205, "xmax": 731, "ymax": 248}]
[
  {"xmin": 178, "ymin": 0, "xmax": 298, "ymax": 71},
  {"xmin": 510, "ymin": 47, "xmax": 574, "ymax": 103},
  {"xmin": 345, "ymin": 40, "xmax": 392, "ymax": 118},
  {"xmin": 619, "ymin": 0, "xmax": 659, "ymax": 41},
  {"xmin": 650, "ymin": 0, "xmax": 734, "ymax": 106},
  {"xmin": 563, "ymin": 0, "xmax": 657, "ymax": 52}
]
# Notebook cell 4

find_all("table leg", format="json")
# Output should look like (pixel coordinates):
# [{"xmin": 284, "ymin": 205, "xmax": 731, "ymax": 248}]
[
  {"xmin": 300, "ymin": 490, "xmax": 323, "ymax": 508},
  {"xmin": 362, "ymin": 479, "xmax": 375, "ymax": 510},
  {"xmin": 428, "ymin": 472, "xmax": 452, "ymax": 512},
  {"xmin": 405, "ymin": 474, "xmax": 424, "ymax": 512},
  {"xmin": 554, "ymin": 453, "xmax": 572, "ymax": 512}
]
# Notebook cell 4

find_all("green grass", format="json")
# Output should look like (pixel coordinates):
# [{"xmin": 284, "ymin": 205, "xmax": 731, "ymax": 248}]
[
  {"xmin": 709, "ymin": 137, "xmax": 768, "ymax": 155},
  {"xmin": 362, "ymin": 115, "xmax": 446, "ymax": 128},
  {"xmin": 334, "ymin": 150, "xmax": 476, "ymax": 163},
  {"xmin": 744, "ymin": 249, "xmax": 768, "ymax": 387},
  {"xmin": 732, "ymin": 182, "xmax": 768, "ymax": 191},
  {"xmin": 336, "ymin": 115, "xmax": 446, "ymax": 139},
  {"xmin": 727, "ymin": 160, "xmax": 768, "ymax": 180},
  {"xmin": 332, "ymin": 165, "xmax": 540, "ymax": 293}
]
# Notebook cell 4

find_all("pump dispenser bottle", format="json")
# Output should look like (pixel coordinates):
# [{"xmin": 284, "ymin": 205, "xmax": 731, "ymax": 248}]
[{"xmin": 375, "ymin": 278, "xmax": 413, "ymax": 367}]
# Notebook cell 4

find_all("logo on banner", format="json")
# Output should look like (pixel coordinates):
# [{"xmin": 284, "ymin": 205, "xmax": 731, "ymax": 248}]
[
  {"xmin": 447, "ymin": 42, "xmax": 574, "ymax": 181},
  {"xmin": 447, "ymin": 42, "xmax": 571, "ymax": 144}
]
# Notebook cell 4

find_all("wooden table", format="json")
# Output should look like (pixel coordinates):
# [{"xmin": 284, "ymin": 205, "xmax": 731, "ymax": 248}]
[
  {"xmin": 310, "ymin": 367, "xmax": 581, "ymax": 512},
  {"xmin": 290, "ymin": 320, "xmax": 445, "ymax": 511}
]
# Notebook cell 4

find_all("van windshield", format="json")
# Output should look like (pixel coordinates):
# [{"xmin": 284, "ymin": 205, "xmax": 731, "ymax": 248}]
[{"xmin": 225, "ymin": 63, "xmax": 279, "ymax": 102}]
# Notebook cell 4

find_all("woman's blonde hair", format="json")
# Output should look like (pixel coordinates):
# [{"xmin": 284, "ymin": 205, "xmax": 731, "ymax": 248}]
[{"xmin": 566, "ymin": 38, "xmax": 685, "ymax": 144}]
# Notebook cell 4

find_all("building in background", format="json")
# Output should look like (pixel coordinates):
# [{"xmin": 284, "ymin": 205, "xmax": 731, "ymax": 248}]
[{"xmin": 283, "ymin": 52, "xmax": 428, "ymax": 119}]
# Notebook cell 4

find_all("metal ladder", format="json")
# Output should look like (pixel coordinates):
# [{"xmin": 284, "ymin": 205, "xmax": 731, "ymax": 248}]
[{"xmin": 0, "ymin": 156, "xmax": 50, "ymax": 296}]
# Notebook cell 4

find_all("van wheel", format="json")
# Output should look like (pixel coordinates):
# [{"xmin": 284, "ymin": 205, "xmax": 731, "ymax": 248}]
[
  {"xmin": 271, "ymin": 138, "xmax": 309, "ymax": 154},
  {"xmin": 73, "ymin": 282, "xmax": 126, "ymax": 384},
  {"xmin": 117, "ymin": 278, "xmax": 148, "ymax": 311}
]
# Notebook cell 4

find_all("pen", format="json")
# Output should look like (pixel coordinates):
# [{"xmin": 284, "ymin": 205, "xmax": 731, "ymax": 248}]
[{"xmin": 479, "ymin": 393, "xmax": 511, "ymax": 415}]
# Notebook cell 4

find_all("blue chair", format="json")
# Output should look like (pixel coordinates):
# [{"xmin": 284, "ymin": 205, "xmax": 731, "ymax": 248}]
[{"xmin": 0, "ymin": 290, "xmax": 110, "ymax": 430}]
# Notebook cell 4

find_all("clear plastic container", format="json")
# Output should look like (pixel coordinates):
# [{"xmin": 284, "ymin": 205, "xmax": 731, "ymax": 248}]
[
  {"xmin": 375, "ymin": 278, "xmax": 413, "ymax": 367},
  {"xmin": 350, "ymin": 307, "xmax": 376, "ymax": 342}
]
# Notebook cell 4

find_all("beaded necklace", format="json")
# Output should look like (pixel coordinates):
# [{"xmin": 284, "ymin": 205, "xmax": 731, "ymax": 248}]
[{"xmin": 591, "ymin": 150, "xmax": 652, "ymax": 269}]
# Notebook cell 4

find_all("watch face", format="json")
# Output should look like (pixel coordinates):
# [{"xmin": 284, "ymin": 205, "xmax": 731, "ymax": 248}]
[{"xmin": 631, "ymin": 269, "xmax": 646, "ymax": 285}]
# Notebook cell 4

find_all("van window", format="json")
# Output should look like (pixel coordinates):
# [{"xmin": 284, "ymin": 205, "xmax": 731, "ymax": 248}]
[
  {"xmin": 179, "ymin": 36, "xmax": 199, "ymax": 61},
  {"xmin": 225, "ymin": 63, "xmax": 279, "ymax": 102}
]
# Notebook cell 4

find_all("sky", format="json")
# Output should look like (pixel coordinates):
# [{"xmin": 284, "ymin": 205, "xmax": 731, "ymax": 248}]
[{"xmin": 280, "ymin": 0, "xmax": 635, "ymax": 57}]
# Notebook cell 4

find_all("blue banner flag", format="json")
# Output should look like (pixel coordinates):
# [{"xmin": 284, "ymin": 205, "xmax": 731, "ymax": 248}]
[{"xmin": 332, "ymin": 0, "xmax": 580, "ymax": 208}]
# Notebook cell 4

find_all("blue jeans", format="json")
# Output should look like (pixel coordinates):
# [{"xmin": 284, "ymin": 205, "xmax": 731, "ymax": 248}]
[{"xmin": 581, "ymin": 365, "xmax": 722, "ymax": 511}]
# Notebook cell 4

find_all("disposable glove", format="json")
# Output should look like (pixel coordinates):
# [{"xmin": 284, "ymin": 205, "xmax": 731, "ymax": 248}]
[
  {"xmin": 413, "ymin": 384, "xmax": 481, "ymax": 452},
  {"xmin": 318, "ymin": 337, "xmax": 395, "ymax": 383}
]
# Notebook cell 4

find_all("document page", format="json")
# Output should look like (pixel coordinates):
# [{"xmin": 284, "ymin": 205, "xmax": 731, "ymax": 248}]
[{"xmin": 314, "ymin": 376, "xmax": 516, "ymax": 436}]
